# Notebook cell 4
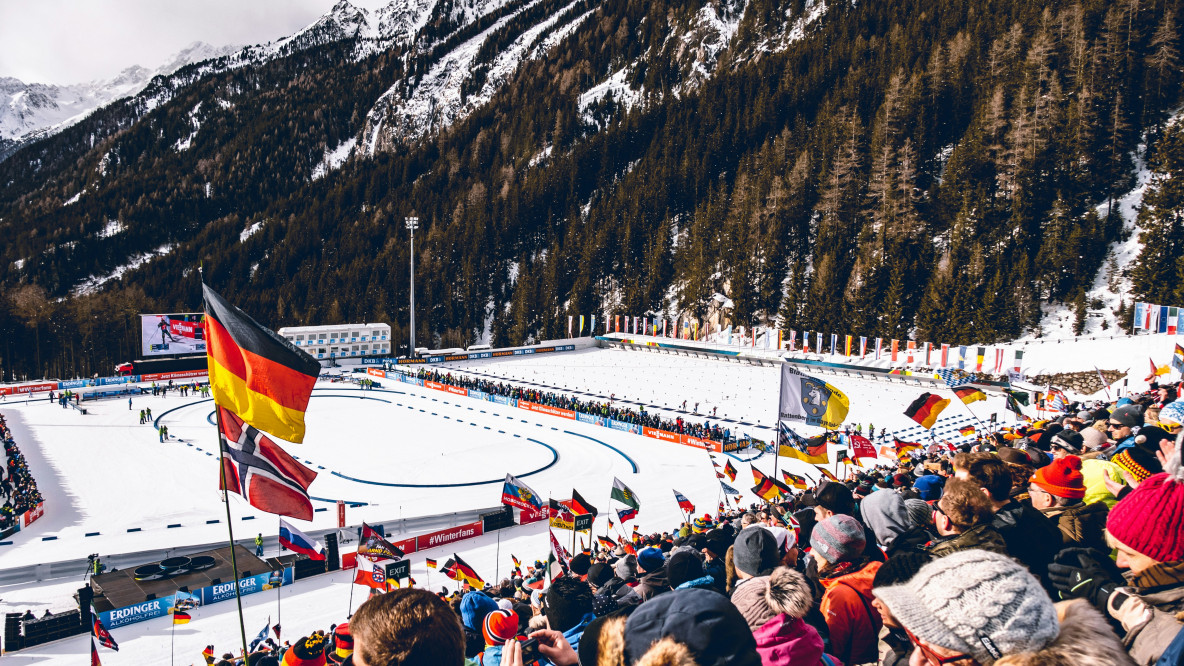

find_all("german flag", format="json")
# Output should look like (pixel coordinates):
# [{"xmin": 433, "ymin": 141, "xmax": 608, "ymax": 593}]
[
  {"xmin": 425, "ymin": 558, "xmax": 437, "ymax": 569},
  {"xmin": 597, "ymin": 536, "xmax": 616, "ymax": 550},
  {"xmin": 952, "ymin": 385, "xmax": 986, "ymax": 405},
  {"xmin": 170, "ymin": 609, "xmax": 191, "ymax": 625},
  {"xmin": 904, "ymin": 392, "xmax": 950, "ymax": 429},
  {"xmin": 752, "ymin": 477, "xmax": 780, "ymax": 501},
  {"xmin": 570, "ymin": 489, "xmax": 599, "ymax": 517},
  {"xmin": 781, "ymin": 471, "xmax": 808, "ymax": 490},
  {"xmin": 452, "ymin": 554, "xmax": 484, "ymax": 588},
  {"xmin": 203, "ymin": 284, "xmax": 320, "ymax": 443},
  {"xmin": 723, "ymin": 460, "xmax": 737, "ymax": 482},
  {"xmin": 511, "ymin": 554, "xmax": 521, "ymax": 567},
  {"xmin": 959, "ymin": 425, "xmax": 976, "ymax": 437},
  {"xmin": 837, "ymin": 450, "xmax": 852, "ymax": 465},
  {"xmin": 894, "ymin": 438, "xmax": 921, "ymax": 459},
  {"xmin": 816, "ymin": 466, "xmax": 839, "ymax": 482}
]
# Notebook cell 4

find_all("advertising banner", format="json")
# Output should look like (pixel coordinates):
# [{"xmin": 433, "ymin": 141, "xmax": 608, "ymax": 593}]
[
  {"xmin": 683, "ymin": 435, "xmax": 722, "ymax": 453},
  {"xmin": 518, "ymin": 505, "xmax": 548, "ymax": 524},
  {"xmin": 445, "ymin": 385, "xmax": 468, "ymax": 397},
  {"xmin": 139, "ymin": 369, "xmax": 207, "ymax": 382},
  {"xmin": 414, "ymin": 521, "xmax": 483, "ymax": 551},
  {"xmin": 576, "ymin": 412, "xmax": 606, "ymax": 427},
  {"xmin": 198, "ymin": 568, "xmax": 293, "ymax": 606},
  {"xmin": 491, "ymin": 395, "xmax": 516, "ymax": 407},
  {"xmin": 140, "ymin": 313, "xmax": 206, "ymax": 356},
  {"xmin": 21, "ymin": 502, "xmax": 44, "ymax": 527},
  {"xmin": 0, "ymin": 382, "xmax": 58, "ymax": 396},
  {"xmin": 100, "ymin": 597, "xmax": 172, "ymax": 629},
  {"xmin": 57, "ymin": 379, "xmax": 88, "ymax": 389},
  {"xmin": 643, "ymin": 427, "xmax": 680, "ymax": 444},
  {"xmin": 468, "ymin": 389, "xmax": 488, "ymax": 401},
  {"xmin": 98, "ymin": 376, "xmax": 137, "ymax": 386},
  {"xmin": 519, "ymin": 401, "xmax": 576, "ymax": 420},
  {"xmin": 608, "ymin": 419, "xmax": 641, "ymax": 434},
  {"xmin": 367, "ymin": 368, "xmax": 385, "ymax": 377}
]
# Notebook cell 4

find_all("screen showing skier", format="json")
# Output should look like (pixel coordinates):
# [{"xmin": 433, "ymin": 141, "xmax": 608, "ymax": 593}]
[{"xmin": 140, "ymin": 313, "xmax": 206, "ymax": 356}]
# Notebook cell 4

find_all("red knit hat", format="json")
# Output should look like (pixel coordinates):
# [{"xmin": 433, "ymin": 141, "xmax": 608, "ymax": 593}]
[
  {"xmin": 1107, "ymin": 448, "xmax": 1184, "ymax": 562},
  {"xmin": 482, "ymin": 609, "xmax": 518, "ymax": 646},
  {"xmin": 1030, "ymin": 455, "xmax": 1086, "ymax": 499}
]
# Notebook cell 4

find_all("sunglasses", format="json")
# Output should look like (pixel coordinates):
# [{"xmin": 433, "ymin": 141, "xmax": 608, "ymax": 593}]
[
  {"xmin": 905, "ymin": 627, "xmax": 973, "ymax": 665},
  {"xmin": 1107, "ymin": 423, "xmax": 1126, "ymax": 430}
]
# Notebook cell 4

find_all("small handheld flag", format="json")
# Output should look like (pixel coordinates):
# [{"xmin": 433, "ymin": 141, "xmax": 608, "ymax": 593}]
[
  {"xmin": 502, "ymin": 473, "xmax": 543, "ymax": 510},
  {"xmin": 952, "ymin": 385, "xmax": 986, "ymax": 405},
  {"xmin": 610, "ymin": 477, "xmax": 640, "ymax": 509},
  {"xmin": 358, "ymin": 523, "xmax": 404, "ymax": 560},
  {"xmin": 673, "ymin": 489, "xmax": 695, "ymax": 512},
  {"xmin": 279, "ymin": 518, "xmax": 326, "ymax": 560},
  {"xmin": 617, "ymin": 507, "xmax": 638, "ymax": 522},
  {"xmin": 904, "ymin": 392, "xmax": 950, "ymax": 429},
  {"xmin": 92, "ymin": 616, "xmax": 119, "ymax": 651}
]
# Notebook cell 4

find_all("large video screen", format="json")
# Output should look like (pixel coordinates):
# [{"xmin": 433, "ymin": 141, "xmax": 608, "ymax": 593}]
[{"xmin": 140, "ymin": 313, "xmax": 206, "ymax": 356}]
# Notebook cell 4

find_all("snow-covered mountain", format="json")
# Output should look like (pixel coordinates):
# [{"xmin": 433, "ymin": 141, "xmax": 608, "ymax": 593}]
[{"xmin": 0, "ymin": 41, "xmax": 241, "ymax": 161}]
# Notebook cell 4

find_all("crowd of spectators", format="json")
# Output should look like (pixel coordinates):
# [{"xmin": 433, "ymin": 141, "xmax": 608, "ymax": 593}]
[
  {"xmin": 0, "ymin": 413, "xmax": 43, "ymax": 531},
  {"xmin": 411, "ymin": 368, "xmax": 735, "ymax": 443},
  {"xmin": 184, "ymin": 382, "xmax": 1184, "ymax": 666}
]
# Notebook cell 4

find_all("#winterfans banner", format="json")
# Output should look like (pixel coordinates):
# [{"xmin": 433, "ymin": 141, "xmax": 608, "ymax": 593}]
[
  {"xmin": 778, "ymin": 364, "xmax": 850, "ymax": 429},
  {"xmin": 140, "ymin": 313, "xmax": 206, "ymax": 356}
]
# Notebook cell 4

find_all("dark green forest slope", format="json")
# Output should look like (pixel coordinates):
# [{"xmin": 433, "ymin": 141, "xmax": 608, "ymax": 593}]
[{"xmin": 0, "ymin": 0, "xmax": 1179, "ymax": 379}]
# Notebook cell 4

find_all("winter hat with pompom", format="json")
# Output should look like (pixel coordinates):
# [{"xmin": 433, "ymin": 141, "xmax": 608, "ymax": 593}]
[
  {"xmin": 1030, "ymin": 455, "xmax": 1086, "ymax": 499},
  {"xmin": 1107, "ymin": 445, "xmax": 1184, "ymax": 562},
  {"xmin": 482, "ymin": 609, "xmax": 519, "ymax": 646},
  {"xmin": 729, "ymin": 567, "xmax": 814, "ymax": 631}
]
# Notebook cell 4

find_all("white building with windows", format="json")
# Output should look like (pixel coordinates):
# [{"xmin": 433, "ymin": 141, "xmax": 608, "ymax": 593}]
[{"xmin": 278, "ymin": 323, "xmax": 391, "ymax": 360}]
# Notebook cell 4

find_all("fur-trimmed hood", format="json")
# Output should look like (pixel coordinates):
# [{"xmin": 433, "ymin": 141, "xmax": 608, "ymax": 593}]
[
  {"xmin": 994, "ymin": 600, "xmax": 1134, "ymax": 666},
  {"xmin": 729, "ymin": 567, "xmax": 814, "ymax": 631}
]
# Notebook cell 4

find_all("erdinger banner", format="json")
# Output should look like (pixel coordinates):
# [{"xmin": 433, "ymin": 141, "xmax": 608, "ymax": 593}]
[{"xmin": 140, "ymin": 313, "xmax": 206, "ymax": 356}]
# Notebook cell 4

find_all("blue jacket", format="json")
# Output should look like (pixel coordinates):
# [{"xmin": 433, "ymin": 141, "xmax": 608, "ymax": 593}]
[
  {"xmin": 542, "ymin": 613, "xmax": 595, "ymax": 666},
  {"xmin": 675, "ymin": 575, "xmax": 716, "ymax": 591},
  {"xmin": 481, "ymin": 644, "xmax": 504, "ymax": 666}
]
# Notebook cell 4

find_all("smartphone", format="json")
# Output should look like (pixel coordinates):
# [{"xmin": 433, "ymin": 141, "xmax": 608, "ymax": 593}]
[{"xmin": 519, "ymin": 637, "xmax": 541, "ymax": 665}]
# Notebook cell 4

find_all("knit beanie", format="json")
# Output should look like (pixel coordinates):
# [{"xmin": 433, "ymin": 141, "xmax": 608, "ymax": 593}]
[
  {"xmin": 1030, "ymin": 455, "xmax": 1086, "ymax": 499},
  {"xmin": 1049, "ymin": 431, "xmax": 1084, "ymax": 455},
  {"xmin": 613, "ymin": 553, "xmax": 638, "ymax": 580},
  {"xmin": 875, "ymin": 550, "xmax": 1059, "ymax": 665},
  {"xmin": 281, "ymin": 635, "xmax": 327, "ymax": 666},
  {"xmin": 1111, "ymin": 404, "xmax": 1144, "ymax": 427},
  {"xmin": 587, "ymin": 562, "xmax": 613, "ymax": 588},
  {"xmin": 570, "ymin": 553, "xmax": 592, "ymax": 576},
  {"xmin": 327, "ymin": 622, "xmax": 352, "ymax": 664},
  {"xmin": 730, "ymin": 567, "xmax": 813, "ymax": 631},
  {"xmin": 1113, "ymin": 447, "xmax": 1163, "ymax": 483},
  {"xmin": 637, "ymin": 547, "xmax": 665, "ymax": 574},
  {"xmin": 665, "ymin": 550, "xmax": 705, "ymax": 589},
  {"xmin": 1107, "ymin": 446, "xmax": 1184, "ymax": 562},
  {"xmin": 482, "ymin": 609, "xmax": 519, "ymax": 646},
  {"xmin": 1079, "ymin": 427, "xmax": 1108, "ymax": 451},
  {"xmin": 733, "ymin": 526, "xmax": 778, "ymax": 576},
  {"xmin": 459, "ymin": 591, "xmax": 498, "ymax": 631},
  {"xmin": 809, "ymin": 514, "xmax": 866, "ymax": 565},
  {"xmin": 904, "ymin": 498, "xmax": 932, "ymax": 529}
]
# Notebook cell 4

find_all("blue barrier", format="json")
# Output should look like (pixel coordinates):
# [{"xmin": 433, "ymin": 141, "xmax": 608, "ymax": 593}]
[{"xmin": 100, "ymin": 568, "xmax": 294, "ymax": 629}]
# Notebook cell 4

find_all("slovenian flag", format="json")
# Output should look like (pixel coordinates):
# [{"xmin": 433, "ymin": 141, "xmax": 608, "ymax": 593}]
[
  {"xmin": 617, "ymin": 507, "xmax": 638, "ymax": 523},
  {"xmin": 278, "ymin": 518, "xmax": 326, "ymax": 560}
]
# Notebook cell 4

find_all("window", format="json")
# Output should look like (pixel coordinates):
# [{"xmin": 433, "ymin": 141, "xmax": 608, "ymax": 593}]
[{"xmin": 296, "ymin": 334, "xmax": 304, "ymax": 341}]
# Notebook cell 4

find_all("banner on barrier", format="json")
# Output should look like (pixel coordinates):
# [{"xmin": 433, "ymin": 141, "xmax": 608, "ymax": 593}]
[
  {"xmin": 415, "ymin": 521, "xmax": 483, "ymax": 551},
  {"xmin": 367, "ymin": 368, "xmax": 385, "ymax": 377},
  {"xmin": 643, "ymin": 427, "xmax": 681, "ymax": 443},
  {"xmin": 199, "ymin": 568, "xmax": 293, "ymax": 606},
  {"xmin": 140, "ymin": 370, "xmax": 207, "ymax": 382},
  {"xmin": 445, "ymin": 385, "xmax": 467, "ymax": 397},
  {"xmin": 491, "ymin": 395, "xmax": 516, "ymax": 407},
  {"xmin": 22, "ymin": 502, "xmax": 44, "ymax": 527},
  {"xmin": 577, "ymin": 412, "xmax": 606, "ymax": 427},
  {"xmin": 57, "ymin": 379, "xmax": 89, "ymax": 389},
  {"xmin": 608, "ymin": 419, "xmax": 641, "ymax": 434},
  {"xmin": 468, "ymin": 389, "xmax": 488, "ymax": 401},
  {"xmin": 519, "ymin": 401, "xmax": 576, "ymax": 420},
  {"xmin": 1, "ymin": 382, "xmax": 58, "ymax": 395}
]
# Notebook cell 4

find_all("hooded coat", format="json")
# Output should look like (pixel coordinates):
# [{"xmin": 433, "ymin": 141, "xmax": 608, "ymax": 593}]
[
  {"xmin": 926, "ymin": 523, "xmax": 1009, "ymax": 559},
  {"xmin": 859, "ymin": 490, "xmax": 911, "ymax": 550},
  {"xmin": 818, "ymin": 561, "xmax": 883, "ymax": 666}
]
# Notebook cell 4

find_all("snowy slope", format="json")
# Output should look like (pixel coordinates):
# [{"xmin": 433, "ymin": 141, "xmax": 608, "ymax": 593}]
[{"xmin": 0, "ymin": 43, "xmax": 240, "ymax": 161}]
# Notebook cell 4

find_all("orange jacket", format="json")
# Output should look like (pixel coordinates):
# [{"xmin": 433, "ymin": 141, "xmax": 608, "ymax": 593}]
[{"xmin": 819, "ymin": 561, "xmax": 883, "ymax": 665}]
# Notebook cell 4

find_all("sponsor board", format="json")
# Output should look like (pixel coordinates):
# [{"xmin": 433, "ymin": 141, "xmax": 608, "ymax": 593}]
[
  {"xmin": 57, "ymin": 379, "xmax": 89, "ymax": 389},
  {"xmin": 140, "ymin": 369, "xmax": 207, "ymax": 382},
  {"xmin": 609, "ymin": 419, "xmax": 641, "ymax": 434},
  {"xmin": 101, "ymin": 598, "xmax": 170, "ymax": 629},
  {"xmin": 367, "ymin": 368, "xmax": 385, "ymax": 377},
  {"xmin": 468, "ymin": 389, "xmax": 488, "ymax": 400},
  {"xmin": 519, "ymin": 401, "xmax": 576, "ymax": 420},
  {"xmin": 518, "ymin": 505, "xmax": 548, "ymax": 524},
  {"xmin": 424, "ymin": 380, "xmax": 446, "ymax": 391},
  {"xmin": 0, "ymin": 382, "xmax": 58, "ymax": 396},
  {"xmin": 199, "ymin": 568, "xmax": 293, "ymax": 605},
  {"xmin": 445, "ymin": 385, "xmax": 467, "ymax": 396},
  {"xmin": 492, "ymin": 395, "xmax": 517, "ymax": 407},
  {"xmin": 643, "ymin": 427, "xmax": 681, "ymax": 443},
  {"xmin": 682, "ymin": 435, "xmax": 722, "ymax": 453},
  {"xmin": 576, "ymin": 412, "xmax": 606, "ymax": 426},
  {"xmin": 415, "ymin": 521, "xmax": 483, "ymax": 551},
  {"xmin": 22, "ymin": 502, "xmax": 44, "ymax": 527}
]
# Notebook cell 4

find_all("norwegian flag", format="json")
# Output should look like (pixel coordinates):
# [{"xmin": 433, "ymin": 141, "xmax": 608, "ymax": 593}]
[{"xmin": 218, "ymin": 407, "xmax": 318, "ymax": 521}]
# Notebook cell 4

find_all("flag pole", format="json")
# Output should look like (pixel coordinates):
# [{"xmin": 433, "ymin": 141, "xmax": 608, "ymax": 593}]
[
  {"xmin": 495, "ymin": 529, "xmax": 501, "ymax": 583},
  {"xmin": 171, "ymin": 610, "xmax": 176, "ymax": 666},
  {"xmin": 276, "ymin": 516, "xmax": 282, "ymax": 645},
  {"xmin": 214, "ymin": 407, "xmax": 252, "ymax": 661}
]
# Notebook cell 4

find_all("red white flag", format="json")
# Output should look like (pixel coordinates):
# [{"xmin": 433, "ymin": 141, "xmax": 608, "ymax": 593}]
[{"xmin": 218, "ymin": 407, "xmax": 317, "ymax": 521}]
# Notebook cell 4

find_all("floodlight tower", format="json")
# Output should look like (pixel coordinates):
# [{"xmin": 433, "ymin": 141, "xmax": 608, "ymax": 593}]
[{"xmin": 406, "ymin": 216, "xmax": 419, "ymax": 357}]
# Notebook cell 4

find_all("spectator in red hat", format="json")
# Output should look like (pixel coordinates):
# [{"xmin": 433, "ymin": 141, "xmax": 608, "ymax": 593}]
[{"xmin": 1029, "ymin": 455, "xmax": 1109, "ymax": 552}]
